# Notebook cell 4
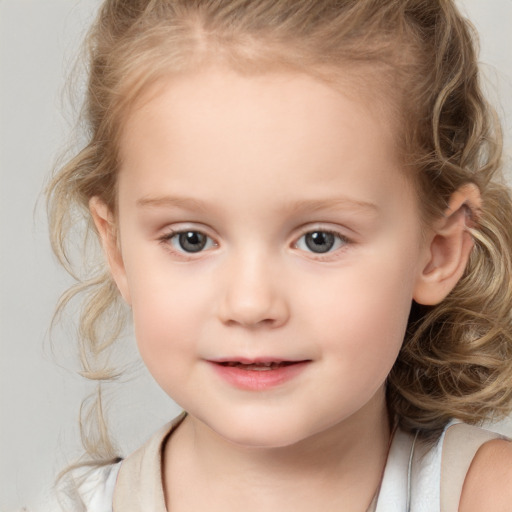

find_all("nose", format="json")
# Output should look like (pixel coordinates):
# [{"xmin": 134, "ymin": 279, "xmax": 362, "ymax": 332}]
[{"xmin": 217, "ymin": 251, "xmax": 290, "ymax": 329}]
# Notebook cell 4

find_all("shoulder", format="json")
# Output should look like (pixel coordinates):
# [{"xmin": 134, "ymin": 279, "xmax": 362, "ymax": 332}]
[{"xmin": 459, "ymin": 438, "xmax": 512, "ymax": 512}]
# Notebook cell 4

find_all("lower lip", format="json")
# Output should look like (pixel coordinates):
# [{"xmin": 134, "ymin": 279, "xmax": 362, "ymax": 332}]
[{"xmin": 208, "ymin": 361, "xmax": 309, "ymax": 391}]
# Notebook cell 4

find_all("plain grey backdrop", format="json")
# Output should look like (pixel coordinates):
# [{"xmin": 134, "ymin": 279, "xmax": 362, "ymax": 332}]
[{"xmin": 1, "ymin": 1, "xmax": 511, "ymax": 510}]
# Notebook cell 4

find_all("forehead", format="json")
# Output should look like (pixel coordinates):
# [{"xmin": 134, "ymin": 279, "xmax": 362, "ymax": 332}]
[
  {"xmin": 117, "ymin": 67, "xmax": 413, "ymax": 214},
  {"xmin": 121, "ymin": 66, "xmax": 400, "ymax": 160}
]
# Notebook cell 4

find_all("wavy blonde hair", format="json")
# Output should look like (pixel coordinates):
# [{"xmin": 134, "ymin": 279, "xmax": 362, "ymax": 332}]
[{"xmin": 48, "ymin": 0, "xmax": 512, "ymax": 462}]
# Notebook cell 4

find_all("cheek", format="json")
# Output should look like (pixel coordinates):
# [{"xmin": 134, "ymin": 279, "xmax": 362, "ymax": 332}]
[
  {"xmin": 301, "ymin": 253, "xmax": 416, "ymax": 375},
  {"xmin": 124, "ymin": 258, "xmax": 215, "ymax": 374},
  {"xmin": 116, "ymin": 214, "xmax": 229, "ymax": 386},
  {"xmin": 130, "ymin": 296, "xmax": 196, "ymax": 390}
]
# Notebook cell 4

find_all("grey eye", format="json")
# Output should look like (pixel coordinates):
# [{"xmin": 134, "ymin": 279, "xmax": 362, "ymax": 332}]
[
  {"xmin": 173, "ymin": 231, "xmax": 210, "ymax": 253},
  {"xmin": 296, "ymin": 231, "xmax": 347, "ymax": 254},
  {"xmin": 304, "ymin": 231, "xmax": 335, "ymax": 253}
]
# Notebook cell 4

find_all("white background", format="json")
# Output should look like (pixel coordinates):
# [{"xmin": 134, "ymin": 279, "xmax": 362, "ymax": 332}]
[{"xmin": 1, "ymin": 1, "xmax": 511, "ymax": 510}]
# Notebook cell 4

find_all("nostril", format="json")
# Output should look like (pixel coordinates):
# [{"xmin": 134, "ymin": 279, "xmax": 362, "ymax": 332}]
[{"xmin": 223, "ymin": 313, "xmax": 287, "ymax": 329}]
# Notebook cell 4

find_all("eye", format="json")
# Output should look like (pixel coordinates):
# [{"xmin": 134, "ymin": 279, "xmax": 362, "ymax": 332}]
[
  {"xmin": 295, "ymin": 230, "xmax": 348, "ymax": 254},
  {"xmin": 164, "ymin": 230, "xmax": 216, "ymax": 253}
]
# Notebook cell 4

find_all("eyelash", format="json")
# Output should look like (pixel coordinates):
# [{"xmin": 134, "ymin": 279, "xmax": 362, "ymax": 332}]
[{"xmin": 158, "ymin": 228, "xmax": 351, "ymax": 259}]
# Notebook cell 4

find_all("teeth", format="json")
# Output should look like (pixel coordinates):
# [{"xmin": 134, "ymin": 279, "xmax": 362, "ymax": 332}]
[
  {"xmin": 245, "ymin": 365, "xmax": 272, "ymax": 371},
  {"xmin": 220, "ymin": 361, "xmax": 291, "ymax": 370},
  {"xmin": 246, "ymin": 362, "xmax": 289, "ymax": 370}
]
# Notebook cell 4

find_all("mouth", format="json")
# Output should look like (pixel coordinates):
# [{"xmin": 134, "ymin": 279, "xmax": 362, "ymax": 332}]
[
  {"xmin": 208, "ymin": 358, "xmax": 310, "ymax": 390},
  {"xmin": 216, "ymin": 361, "xmax": 303, "ymax": 371}
]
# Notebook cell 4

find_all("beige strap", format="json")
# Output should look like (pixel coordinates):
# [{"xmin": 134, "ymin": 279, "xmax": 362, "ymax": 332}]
[
  {"xmin": 440, "ymin": 423, "xmax": 503, "ymax": 512},
  {"xmin": 366, "ymin": 491, "xmax": 378, "ymax": 512},
  {"xmin": 113, "ymin": 412, "xmax": 187, "ymax": 512}
]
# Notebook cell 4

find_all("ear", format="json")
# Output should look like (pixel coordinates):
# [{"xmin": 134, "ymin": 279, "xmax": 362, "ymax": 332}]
[
  {"xmin": 413, "ymin": 184, "xmax": 481, "ymax": 305},
  {"xmin": 89, "ymin": 197, "xmax": 131, "ymax": 304}
]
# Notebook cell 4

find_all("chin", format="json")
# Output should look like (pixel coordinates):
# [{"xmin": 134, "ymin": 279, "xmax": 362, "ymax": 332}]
[
  {"xmin": 205, "ymin": 412, "xmax": 322, "ymax": 450},
  {"xmin": 222, "ymin": 428, "xmax": 308, "ymax": 449}
]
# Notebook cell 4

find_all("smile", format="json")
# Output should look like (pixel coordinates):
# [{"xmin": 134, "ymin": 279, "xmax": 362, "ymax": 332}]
[
  {"xmin": 208, "ymin": 359, "xmax": 310, "ymax": 390},
  {"xmin": 218, "ymin": 361, "xmax": 299, "ymax": 371}
]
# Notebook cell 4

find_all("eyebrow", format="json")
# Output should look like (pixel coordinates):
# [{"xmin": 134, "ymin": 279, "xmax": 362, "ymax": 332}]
[
  {"xmin": 136, "ymin": 195, "xmax": 379, "ymax": 215},
  {"xmin": 137, "ymin": 195, "xmax": 212, "ymax": 213},
  {"xmin": 283, "ymin": 197, "xmax": 379, "ymax": 216}
]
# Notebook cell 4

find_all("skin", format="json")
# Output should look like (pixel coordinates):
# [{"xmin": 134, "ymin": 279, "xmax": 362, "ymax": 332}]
[
  {"xmin": 460, "ymin": 439, "xmax": 512, "ymax": 511},
  {"xmin": 90, "ymin": 67, "xmax": 505, "ymax": 511}
]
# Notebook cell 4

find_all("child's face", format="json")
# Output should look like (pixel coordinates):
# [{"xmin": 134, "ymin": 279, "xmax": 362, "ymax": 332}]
[{"xmin": 110, "ymin": 68, "xmax": 430, "ymax": 447}]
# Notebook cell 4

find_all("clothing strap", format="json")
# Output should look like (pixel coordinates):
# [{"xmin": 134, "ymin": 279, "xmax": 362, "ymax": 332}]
[
  {"xmin": 113, "ymin": 412, "xmax": 187, "ymax": 512},
  {"xmin": 440, "ymin": 423, "xmax": 504, "ymax": 512}
]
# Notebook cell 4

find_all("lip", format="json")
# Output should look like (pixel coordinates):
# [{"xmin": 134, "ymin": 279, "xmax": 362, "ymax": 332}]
[{"xmin": 207, "ymin": 358, "xmax": 310, "ymax": 391}]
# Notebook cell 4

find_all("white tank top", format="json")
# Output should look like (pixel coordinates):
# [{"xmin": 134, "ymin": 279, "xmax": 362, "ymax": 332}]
[{"xmin": 375, "ymin": 427, "xmax": 445, "ymax": 511}]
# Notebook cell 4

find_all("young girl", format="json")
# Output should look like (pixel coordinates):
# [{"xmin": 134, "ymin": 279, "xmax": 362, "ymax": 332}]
[{"xmin": 47, "ymin": 0, "xmax": 512, "ymax": 510}]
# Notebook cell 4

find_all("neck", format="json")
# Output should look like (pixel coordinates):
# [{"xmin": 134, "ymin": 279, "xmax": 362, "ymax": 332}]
[{"xmin": 164, "ymin": 388, "xmax": 392, "ymax": 512}]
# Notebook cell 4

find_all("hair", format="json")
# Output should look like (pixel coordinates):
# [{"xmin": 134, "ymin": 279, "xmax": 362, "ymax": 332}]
[{"xmin": 47, "ymin": 0, "xmax": 512, "ymax": 463}]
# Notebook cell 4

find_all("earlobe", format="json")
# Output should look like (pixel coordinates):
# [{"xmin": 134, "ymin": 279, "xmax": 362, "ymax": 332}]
[
  {"xmin": 413, "ymin": 184, "xmax": 481, "ymax": 306},
  {"xmin": 89, "ymin": 197, "xmax": 131, "ymax": 304}
]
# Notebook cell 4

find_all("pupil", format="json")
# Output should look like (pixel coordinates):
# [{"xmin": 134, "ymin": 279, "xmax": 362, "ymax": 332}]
[
  {"xmin": 179, "ymin": 231, "xmax": 207, "ymax": 252},
  {"xmin": 305, "ymin": 232, "xmax": 335, "ymax": 253}
]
